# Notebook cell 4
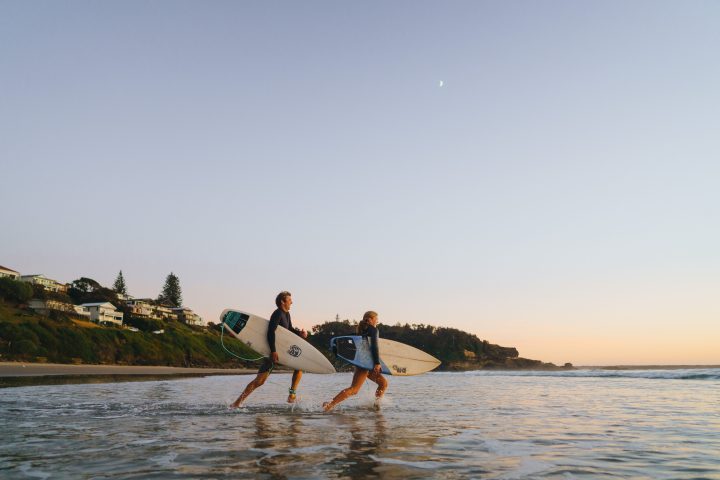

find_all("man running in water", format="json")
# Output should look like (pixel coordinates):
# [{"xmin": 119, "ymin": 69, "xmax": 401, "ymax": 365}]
[{"xmin": 230, "ymin": 291, "xmax": 307, "ymax": 407}]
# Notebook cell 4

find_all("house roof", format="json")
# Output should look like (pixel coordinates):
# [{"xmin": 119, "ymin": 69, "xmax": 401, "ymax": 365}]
[
  {"xmin": 80, "ymin": 302, "xmax": 116, "ymax": 308},
  {"xmin": 0, "ymin": 265, "xmax": 20, "ymax": 274}
]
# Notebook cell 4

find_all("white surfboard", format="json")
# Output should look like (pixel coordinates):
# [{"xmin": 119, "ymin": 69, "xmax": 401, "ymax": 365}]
[
  {"xmin": 331, "ymin": 335, "xmax": 441, "ymax": 376},
  {"xmin": 220, "ymin": 309, "xmax": 335, "ymax": 374}
]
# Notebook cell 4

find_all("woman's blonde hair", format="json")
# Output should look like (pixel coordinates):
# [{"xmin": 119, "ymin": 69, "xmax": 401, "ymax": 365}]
[{"xmin": 357, "ymin": 311, "xmax": 378, "ymax": 334}]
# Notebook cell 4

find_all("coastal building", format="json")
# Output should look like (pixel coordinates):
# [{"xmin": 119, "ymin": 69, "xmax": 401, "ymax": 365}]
[
  {"xmin": 0, "ymin": 265, "xmax": 20, "ymax": 280},
  {"xmin": 20, "ymin": 274, "xmax": 67, "ymax": 293},
  {"xmin": 80, "ymin": 302, "xmax": 124, "ymax": 326},
  {"xmin": 28, "ymin": 299, "xmax": 75, "ymax": 315},
  {"xmin": 126, "ymin": 298, "xmax": 157, "ymax": 319},
  {"xmin": 74, "ymin": 305, "xmax": 91, "ymax": 320},
  {"xmin": 171, "ymin": 307, "xmax": 202, "ymax": 326},
  {"xmin": 152, "ymin": 304, "xmax": 178, "ymax": 321}
]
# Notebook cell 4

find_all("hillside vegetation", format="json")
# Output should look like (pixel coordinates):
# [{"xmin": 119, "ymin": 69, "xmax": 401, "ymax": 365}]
[
  {"xmin": 0, "ymin": 300, "xmax": 256, "ymax": 368},
  {"xmin": 0, "ymin": 299, "xmax": 569, "ymax": 370},
  {"xmin": 309, "ymin": 319, "xmax": 568, "ymax": 370}
]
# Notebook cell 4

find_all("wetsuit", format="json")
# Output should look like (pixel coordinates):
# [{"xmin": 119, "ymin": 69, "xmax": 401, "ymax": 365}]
[
  {"xmin": 258, "ymin": 308, "xmax": 303, "ymax": 373},
  {"xmin": 361, "ymin": 324, "xmax": 381, "ymax": 368}
]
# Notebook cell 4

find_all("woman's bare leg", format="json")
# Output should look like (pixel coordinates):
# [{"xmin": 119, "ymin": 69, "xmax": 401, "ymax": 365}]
[
  {"xmin": 323, "ymin": 369, "xmax": 368, "ymax": 411},
  {"xmin": 367, "ymin": 370, "xmax": 388, "ymax": 400}
]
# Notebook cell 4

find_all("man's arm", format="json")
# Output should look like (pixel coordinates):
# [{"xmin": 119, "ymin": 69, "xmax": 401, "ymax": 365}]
[
  {"xmin": 267, "ymin": 314, "xmax": 279, "ymax": 354},
  {"xmin": 287, "ymin": 317, "xmax": 308, "ymax": 339}
]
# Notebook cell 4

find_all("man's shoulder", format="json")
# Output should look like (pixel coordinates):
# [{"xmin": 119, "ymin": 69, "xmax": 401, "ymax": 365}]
[{"xmin": 269, "ymin": 308, "xmax": 282, "ymax": 322}]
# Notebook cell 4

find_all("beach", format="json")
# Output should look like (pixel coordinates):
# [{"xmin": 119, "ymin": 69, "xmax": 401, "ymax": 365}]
[{"xmin": 0, "ymin": 361, "xmax": 254, "ymax": 377}]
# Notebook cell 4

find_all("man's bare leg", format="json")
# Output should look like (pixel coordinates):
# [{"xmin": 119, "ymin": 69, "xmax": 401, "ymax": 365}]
[
  {"xmin": 287, "ymin": 370, "xmax": 302, "ymax": 403},
  {"xmin": 230, "ymin": 372, "xmax": 269, "ymax": 408}
]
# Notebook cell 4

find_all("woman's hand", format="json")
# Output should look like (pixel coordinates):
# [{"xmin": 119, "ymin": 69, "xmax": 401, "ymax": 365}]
[
  {"xmin": 272, "ymin": 352, "xmax": 279, "ymax": 363},
  {"xmin": 373, "ymin": 364, "xmax": 381, "ymax": 374}
]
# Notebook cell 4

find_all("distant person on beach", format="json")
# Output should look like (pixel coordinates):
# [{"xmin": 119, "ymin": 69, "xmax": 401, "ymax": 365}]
[
  {"xmin": 230, "ymin": 291, "xmax": 307, "ymax": 407},
  {"xmin": 323, "ymin": 311, "xmax": 387, "ymax": 411}
]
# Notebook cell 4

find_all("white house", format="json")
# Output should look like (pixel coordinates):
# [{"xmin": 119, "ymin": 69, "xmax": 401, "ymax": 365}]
[
  {"xmin": 28, "ymin": 299, "xmax": 75, "ymax": 315},
  {"xmin": 153, "ymin": 304, "xmax": 177, "ymax": 321},
  {"xmin": 74, "ymin": 305, "xmax": 91, "ymax": 320},
  {"xmin": 20, "ymin": 274, "xmax": 67, "ymax": 293},
  {"xmin": 171, "ymin": 307, "xmax": 203, "ymax": 326},
  {"xmin": 126, "ymin": 298, "xmax": 157, "ymax": 318},
  {"xmin": 0, "ymin": 265, "xmax": 20, "ymax": 280},
  {"xmin": 80, "ymin": 302, "xmax": 124, "ymax": 326}
]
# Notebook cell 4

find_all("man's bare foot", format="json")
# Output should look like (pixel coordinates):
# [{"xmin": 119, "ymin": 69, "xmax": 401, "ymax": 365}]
[
  {"xmin": 287, "ymin": 394, "xmax": 296, "ymax": 403},
  {"xmin": 229, "ymin": 401, "xmax": 243, "ymax": 409},
  {"xmin": 323, "ymin": 401, "xmax": 334, "ymax": 412}
]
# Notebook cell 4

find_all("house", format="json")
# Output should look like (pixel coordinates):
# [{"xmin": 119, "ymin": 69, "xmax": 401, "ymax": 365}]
[
  {"xmin": 20, "ymin": 274, "xmax": 67, "ymax": 293},
  {"xmin": 74, "ymin": 305, "xmax": 91, "ymax": 320},
  {"xmin": 0, "ymin": 265, "xmax": 20, "ymax": 280},
  {"xmin": 171, "ymin": 307, "xmax": 203, "ymax": 326},
  {"xmin": 28, "ymin": 299, "xmax": 75, "ymax": 315},
  {"xmin": 152, "ymin": 304, "xmax": 177, "ymax": 321},
  {"xmin": 80, "ymin": 302, "xmax": 123, "ymax": 326},
  {"xmin": 126, "ymin": 298, "xmax": 157, "ymax": 319}
]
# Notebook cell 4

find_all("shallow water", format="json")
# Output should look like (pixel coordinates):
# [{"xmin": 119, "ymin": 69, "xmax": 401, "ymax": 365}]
[{"xmin": 2, "ymin": 369, "xmax": 719, "ymax": 479}]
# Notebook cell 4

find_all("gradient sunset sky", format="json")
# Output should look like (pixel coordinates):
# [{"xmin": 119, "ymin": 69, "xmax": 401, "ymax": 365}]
[{"xmin": 2, "ymin": 1, "xmax": 719, "ymax": 365}]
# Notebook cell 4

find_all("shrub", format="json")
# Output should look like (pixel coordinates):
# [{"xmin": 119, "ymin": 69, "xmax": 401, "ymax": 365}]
[{"xmin": 0, "ymin": 278, "xmax": 33, "ymax": 303}]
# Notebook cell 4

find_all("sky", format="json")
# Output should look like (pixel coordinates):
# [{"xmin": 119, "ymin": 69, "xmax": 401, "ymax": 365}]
[{"xmin": 2, "ymin": 1, "xmax": 719, "ymax": 366}]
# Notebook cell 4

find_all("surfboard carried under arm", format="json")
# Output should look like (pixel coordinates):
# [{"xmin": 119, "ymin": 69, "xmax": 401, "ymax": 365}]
[
  {"xmin": 330, "ymin": 335, "xmax": 441, "ymax": 376},
  {"xmin": 220, "ymin": 309, "xmax": 335, "ymax": 374}
]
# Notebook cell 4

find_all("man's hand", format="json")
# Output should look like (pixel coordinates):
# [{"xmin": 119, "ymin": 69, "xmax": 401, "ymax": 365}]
[
  {"xmin": 300, "ymin": 329, "xmax": 308, "ymax": 339},
  {"xmin": 271, "ymin": 352, "xmax": 279, "ymax": 363}
]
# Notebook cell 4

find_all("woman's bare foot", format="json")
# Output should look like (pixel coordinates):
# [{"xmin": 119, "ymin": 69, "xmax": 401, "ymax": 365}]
[
  {"xmin": 323, "ymin": 401, "xmax": 334, "ymax": 412},
  {"xmin": 229, "ymin": 401, "xmax": 242, "ymax": 409}
]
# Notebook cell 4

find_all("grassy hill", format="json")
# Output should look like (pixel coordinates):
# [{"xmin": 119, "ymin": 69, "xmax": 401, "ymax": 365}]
[{"xmin": 0, "ymin": 300, "xmax": 257, "ymax": 368}]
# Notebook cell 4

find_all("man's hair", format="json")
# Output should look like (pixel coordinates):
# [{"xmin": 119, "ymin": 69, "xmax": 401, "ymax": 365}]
[{"xmin": 275, "ymin": 291, "xmax": 292, "ymax": 308}]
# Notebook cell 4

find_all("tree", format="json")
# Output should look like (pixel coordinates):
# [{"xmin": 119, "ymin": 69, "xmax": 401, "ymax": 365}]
[
  {"xmin": 113, "ymin": 270, "xmax": 127, "ymax": 295},
  {"xmin": 158, "ymin": 272, "xmax": 182, "ymax": 307},
  {"xmin": 0, "ymin": 277, "xmax": 33, "ymax": 303}
]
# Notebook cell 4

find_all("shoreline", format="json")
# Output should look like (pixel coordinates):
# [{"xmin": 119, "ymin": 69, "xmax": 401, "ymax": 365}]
[
  {"xmin": 0, "ymin": 361, "xmax": 257, "ymax": 378},
  {"xmin": 578, "ymin": 365, "xmax": 720, "ymax": 370}
]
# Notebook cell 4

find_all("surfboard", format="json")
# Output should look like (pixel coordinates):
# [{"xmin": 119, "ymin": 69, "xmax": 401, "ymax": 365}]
[
  {"xmin": 220, "ymin": 309, "xmax": 335, "ymax": 374},
  {"xmin": 330, "ymin": 335, "xmax": 441, "ymax": 376}
]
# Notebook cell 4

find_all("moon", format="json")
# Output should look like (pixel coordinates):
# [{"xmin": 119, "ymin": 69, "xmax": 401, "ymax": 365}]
[{"xmin": 438, "ymin": 80, "xmax": 444, "ymax": 87}]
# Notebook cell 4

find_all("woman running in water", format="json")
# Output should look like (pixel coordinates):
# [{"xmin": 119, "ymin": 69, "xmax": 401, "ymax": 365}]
[{"xmin": 323, "ymin": 311, "xmax": 388, "ymax": 411}]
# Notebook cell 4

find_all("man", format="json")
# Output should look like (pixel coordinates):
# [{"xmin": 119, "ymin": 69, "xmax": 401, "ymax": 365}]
[{"xmin": 230, "ymin": 291, "xmax": 307, "ymax": 407}]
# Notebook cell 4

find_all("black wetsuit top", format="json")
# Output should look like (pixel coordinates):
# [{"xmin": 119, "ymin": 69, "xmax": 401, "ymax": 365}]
[
  {"xmin": 362, "ymin": 325, "xmax": 381, "ymax": 366},
  {"xmin": 267, "ymin": 308, "xmax": 302, "ymax": 353}
]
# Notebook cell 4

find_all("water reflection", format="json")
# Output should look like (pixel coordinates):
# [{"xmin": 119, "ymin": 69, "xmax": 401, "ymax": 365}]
[{"xmin": 332, "ymin": 412, "xmax": 387, "ymax": 478}]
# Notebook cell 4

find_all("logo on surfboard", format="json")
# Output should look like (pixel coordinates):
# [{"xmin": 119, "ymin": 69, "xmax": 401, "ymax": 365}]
[{"xmin": 288, "ymin": 345, "xmax": 302, "ymax": 357}]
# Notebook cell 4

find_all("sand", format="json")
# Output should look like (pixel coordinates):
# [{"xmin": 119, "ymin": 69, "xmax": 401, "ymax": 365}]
[{"xmin": 0, "ymin": 362, "xmax": 255, "ymax": 377}]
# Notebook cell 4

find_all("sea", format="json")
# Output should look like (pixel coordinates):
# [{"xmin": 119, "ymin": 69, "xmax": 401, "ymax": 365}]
[{"xmin": 1, "ymin": 368, "xmax": 719, "ymax": 479}]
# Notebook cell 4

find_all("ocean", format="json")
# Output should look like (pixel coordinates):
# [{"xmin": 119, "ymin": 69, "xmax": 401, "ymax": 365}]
[{"xmin": 1, "ymin": 369, "xmax": 719, "ymax": 479}]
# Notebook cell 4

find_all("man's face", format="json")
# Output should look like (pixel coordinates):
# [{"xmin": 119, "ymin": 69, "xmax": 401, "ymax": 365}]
[{"xmin": 281, "ymin": 295, "xmax": 293, "ymax": 311}]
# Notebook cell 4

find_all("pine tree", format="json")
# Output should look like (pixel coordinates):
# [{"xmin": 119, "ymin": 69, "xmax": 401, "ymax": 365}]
[
  {"xmin": 113, "ymin": 270, "xmax": 127, "ymax": 295},
  {"xmin": 159, "ymin": 272, "xmax": 182, "ymax": 307}
]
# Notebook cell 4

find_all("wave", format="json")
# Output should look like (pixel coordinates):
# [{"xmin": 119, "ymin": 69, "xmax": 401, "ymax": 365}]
[{"xmin": 433, "ymin": 368, "xmax": 720, "ymax": 380}]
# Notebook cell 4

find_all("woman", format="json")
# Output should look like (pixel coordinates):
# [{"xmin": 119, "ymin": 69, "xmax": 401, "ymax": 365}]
[{"xmin": 323, "ymin": 311, "xmax": 388, "ymax": 411}]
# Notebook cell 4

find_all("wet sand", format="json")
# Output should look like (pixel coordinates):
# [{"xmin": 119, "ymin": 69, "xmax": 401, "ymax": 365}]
[{"xmin": 0, "ymin": 362, "xmax": 255, "ymax": 377}]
